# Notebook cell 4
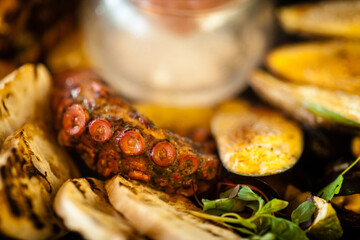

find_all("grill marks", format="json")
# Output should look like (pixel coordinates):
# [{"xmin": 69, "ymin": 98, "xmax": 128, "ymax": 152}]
[
  {"xmin": 72, "ymin": 179, "xmax": 86, "ymax": 197},
  {"xmin": 86, "ymin": 177, "xmax": 102, "ymax": 193},
  {"xmin": 0, "ymin": 122, "xmax": 79, "ymax": 239},
  {"xmin": 0, "ymin": 92, "xmax": 12, "ymax": 118},
  {"xmin": 0, "ymin": 147, "xmax": 48, "ymax": 229},
  {"xmin": 0, "ymin": 138, "xmax": 65, "ymax": 235},
  {"xmin": 25, "ymin": 196, "xmax": 45, "ymax": 230},
  {"xmin": 2, "ymin": 99, "xmax": 9, "ymax": 115},
  {"xmin": 72, "ymin": 178, "xmax": 108, "ymax": 200}
]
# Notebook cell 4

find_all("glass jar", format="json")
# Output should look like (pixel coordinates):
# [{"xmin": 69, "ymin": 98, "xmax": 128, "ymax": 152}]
[{"xmin": 81, "ymin": 0, "xmax": 274, "ymax": 106}]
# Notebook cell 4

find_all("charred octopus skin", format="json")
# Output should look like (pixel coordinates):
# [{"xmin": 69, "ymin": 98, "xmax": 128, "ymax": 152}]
[{"xmin": 52, "ymin": 70, "xmax": 220, "ymax": 196}]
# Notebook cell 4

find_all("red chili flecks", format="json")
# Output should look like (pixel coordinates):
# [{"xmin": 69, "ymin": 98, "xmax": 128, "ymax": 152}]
[
  {"xmin": 97, "ymin": 157, "xmax": 118, "ymax": 177},
  {"xmin": 179, "ymin": 154, "xmax": 199, "ymax": 176},
  {"xmin": 151, "ymin": 141, "xmax": 176, "ymax": 166},
  {"xmin": 62, "ymin": 104, "xmax": 88, "ymax": 136},
  {"xmin": 89, "ymin": 119, "xmax": 113, "ymax": 142},
  {"xmin": 128, "ymin": 170, "xmax": 150, "ymax": 182},
  {"xmin": 119, "ymin": 130, "xmax": 145, "ymax": 155}
]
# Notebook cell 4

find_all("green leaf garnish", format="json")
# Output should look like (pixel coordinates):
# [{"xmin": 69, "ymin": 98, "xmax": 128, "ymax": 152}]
[
  {"xmin": 191, "ymin": 185, "xmax": 310, "ymax": 240},
  {"xmin": 260, "ymin": 199, "xmax": 288, "ymax": 215},
  {"xmin": 317, "ymin": 156, "xmax": 360, "ymax": 201},
  {"xmin": 202, "ymin": 198, "xmax": 246, "ymax": 213},
  {"xmin": 291, "ymin": 200, "xmax": 316, "ymax": 225},
  {"xmin": 257, "ymin": 215, "xmax": 308, "ymax": 240},
  {"xmin": 303, "ymin": 101, "xmax": 360, "ymax": 128}
]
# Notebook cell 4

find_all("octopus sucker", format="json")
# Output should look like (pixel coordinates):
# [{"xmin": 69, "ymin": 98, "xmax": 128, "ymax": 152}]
[{"xmin": 52, "ymin": 69, "xmax": 221, "ymax": 196}]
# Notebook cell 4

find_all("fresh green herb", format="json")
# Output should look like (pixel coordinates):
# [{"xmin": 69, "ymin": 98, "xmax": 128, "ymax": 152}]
[
  {"xmin": 202, "ymin": 198, "xmax": 246, "ymax": 214},
  {"xmin": 317, "ymin": 156, "xmax": 360, "ymax": 201},
  {"xmin": 291, "ymin": 200, "xmax": 316, "ymax": 225},
  {"xmin": 243, "ymin": 232, "xmax": 276, "ymax": 240},
  {"xmin": 303, "ymin": 101, "xmax": 360, "ymax": 128},
  {"xmin": 256, "ymin": 215, "xmax": 308, "ymax": 239},
  {"xmin": 190, "ymin": 185, "xmax": 309, "ymax": 239}
]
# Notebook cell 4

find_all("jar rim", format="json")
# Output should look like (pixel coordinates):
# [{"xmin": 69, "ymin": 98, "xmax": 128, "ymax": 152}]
[{"xmin": 131, "ymin": 0, "xmax": 250, "ymax": 16}]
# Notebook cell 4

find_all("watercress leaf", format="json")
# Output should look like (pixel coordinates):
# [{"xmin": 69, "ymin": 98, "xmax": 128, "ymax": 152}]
[
  {"xmin": 238, "ymin": 186, "xmax": 263, "ymax": 203},
  {"xmin": 259, "ymin": 216, "xmax": 309, "ymax": 240},
  {"xmin": 317, "ymin": 175, "xmax": 343, "ymax": 202},
  {"xmin": 242, "ymin": 232, "xmax": 276, "ymax": 240},
  {"xmin": 203, "ymin": 198, "xmax": 234, "ymax": 212},
  {"xmin": 220, "ymin": 187, "xmax": 235, "ymax": 198},
  {"xmin": 202, "ymin": 198, "xmax": 246, "ymax": 213},
  {"xmin": 257, "ymin": 232, "xmax": 277, "ymax": 240},
  {"xmin": 260, "ymin": 199, "xmax": 288, "ymax": 215},
  {"xmin": 291, "ymin": 201, "xmax": 316, "ymax": 225},
  {"xmin": 255, "ymin": 232, "xmax": 277, "ymax": 240}
]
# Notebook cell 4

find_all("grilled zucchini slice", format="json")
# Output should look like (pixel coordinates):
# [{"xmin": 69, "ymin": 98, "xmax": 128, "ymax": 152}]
[
  {"xmin": 278, "ymin": 1, "xmax": 360, "ymax": 39},
  {"xmin": 266, "ymin": 41, "xmax": 360, "ymax": 94},
  {"xmin": 211, "ymin": 99, "xmax": 303, "ymax": 176},
  {"xmin": 251, "ymin": 70, "xmax": 360, "ymax": 130}
]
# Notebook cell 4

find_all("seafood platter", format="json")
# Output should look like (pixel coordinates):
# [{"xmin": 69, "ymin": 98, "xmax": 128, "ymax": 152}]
[{"xmin": 0, "ymin": 0, "xmax": 360, "ymax": 239}]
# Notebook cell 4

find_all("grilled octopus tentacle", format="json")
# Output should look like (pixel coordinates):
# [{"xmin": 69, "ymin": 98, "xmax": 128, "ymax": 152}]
[{"xmin": 52, "ymin": 70, "xmax": 221, "ymax": 196}]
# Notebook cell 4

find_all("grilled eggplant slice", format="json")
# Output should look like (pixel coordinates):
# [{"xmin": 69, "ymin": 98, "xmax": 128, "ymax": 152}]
[
  {"xmin": 54, "ymin": 177, "xmax": 143, "ymax": 240},
  {"xmin": 105, "ymin": 175, "xmax": 240, "ymax": 240},
  {"xmin": 211, "ymin": 100, "xmax": 303, "ymax": 176},
  {"xmin": 0, "ymin": 64, "xmax": 51, "ymax": 144},
  {"xmin": 251, "ymin": 70, "xmax": 360, "ymax": 130},
  {"xmin": 0, "ymin": 122, "xmax": 79, "ymax": 239},
  {"xmin": 266, "ymin": 41, "xmax": 360, "ymax": 95},
  {"xmin": 277, "ymin": 1, "xmax": 360, "ymax": 39}
]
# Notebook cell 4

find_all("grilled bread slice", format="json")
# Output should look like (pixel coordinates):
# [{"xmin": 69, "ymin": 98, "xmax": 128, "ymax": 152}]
[
  {"xmin": 0, "ymin": 64, "xmax": 51, "ymax": 145},
  {"xmin": 54, "ymin": 177, "xmax": 143, "ymax": 240},
  {"xmin": 106, "ymin": 175, "xmax": 240, "ymax": 240},
  {"xmin": 0, "ymin": 122, "xmax": 79, "ymax": 239}
]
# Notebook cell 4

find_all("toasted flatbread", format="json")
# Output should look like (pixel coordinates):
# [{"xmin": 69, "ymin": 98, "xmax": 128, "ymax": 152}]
[
  {"xmin": 0, "ymin": 64, "xmax": 51, "ymax": 145},
  {"xmin": 0, "ymin": 122, "xmax": 79, "ymax": 239},
  {"xmin": 54, "ymin": 177, "xmax": 143, "ymax": 240},
  {"xmin": 106, "ymin": 175, "xmax": 240, "ymax": 240}
]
